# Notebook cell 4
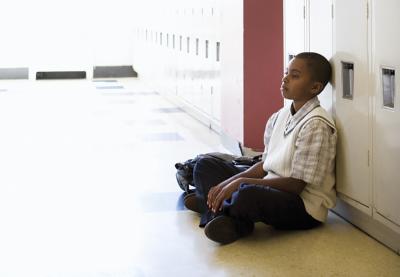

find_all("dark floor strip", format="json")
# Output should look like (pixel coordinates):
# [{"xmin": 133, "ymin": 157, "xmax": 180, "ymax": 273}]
[
  {"xmin": 36, "ymin": 71, "xmax": 86, "ymax": 80},
  {"xmin": 93, "ymin": 65, "xmax": 138, "ymax": 78}
]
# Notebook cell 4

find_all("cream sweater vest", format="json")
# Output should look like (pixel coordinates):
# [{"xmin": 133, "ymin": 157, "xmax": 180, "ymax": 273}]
[{"xmin": 263, "ymin": 105, "xmax": 336, "ymax": 222}]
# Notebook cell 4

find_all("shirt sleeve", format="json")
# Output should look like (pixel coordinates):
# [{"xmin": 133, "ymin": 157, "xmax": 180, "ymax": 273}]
[
  {"xmin": 290, "ymin": 119, "xmax": 337, "ymax": 186},
  {"xmin": 262, "ymin": 112, "xmax": 279, "ymax": 162}
]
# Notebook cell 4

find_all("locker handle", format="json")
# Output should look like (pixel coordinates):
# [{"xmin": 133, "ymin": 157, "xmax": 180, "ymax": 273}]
[{"xmin": 341, "ymin": 61, "xmax": 354, "ymax": 100}]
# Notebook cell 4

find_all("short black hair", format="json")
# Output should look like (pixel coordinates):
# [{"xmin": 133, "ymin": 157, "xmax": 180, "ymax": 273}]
[{"xmin": 295, "ymin": 52, "xmax": 332, "ymax": 92}]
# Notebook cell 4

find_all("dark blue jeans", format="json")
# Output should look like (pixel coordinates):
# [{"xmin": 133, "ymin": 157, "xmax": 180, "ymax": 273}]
[{"xmin": 193, "ymin": 157, "xmax": 321, "ymax": 234}]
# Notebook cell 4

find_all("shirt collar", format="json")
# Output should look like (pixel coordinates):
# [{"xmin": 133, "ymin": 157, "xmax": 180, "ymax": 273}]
[{"xmin": 284, "ymin": 97, "xmax": 320, "ymax": 136}]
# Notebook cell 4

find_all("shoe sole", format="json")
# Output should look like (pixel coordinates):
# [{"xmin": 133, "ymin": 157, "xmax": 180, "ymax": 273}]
[
  {"xmin": 184, "ymin": 193, "xmax": 202, "ymax": 213},
  {"xmin": 204, "ymin": 216, "xmax": 240, "ymax": 244}
]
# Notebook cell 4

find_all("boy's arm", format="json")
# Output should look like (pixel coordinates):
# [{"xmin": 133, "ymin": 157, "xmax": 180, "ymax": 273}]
[
  {"xmin": 291, "ymin": 119, "xmax": 337, "ymax": 187},
  {"xmin": 209, "ymin": 176, "xmax": 306, "ymax": 213},
  {"xmin": 207, "ymin": 161, "xmax": 266, "ymax": 209},
  {"xmin": 208, "ymin": 112, "xmax": 279, "ymax": 212},
  {"xmin": 235, "ymin": 176, "xmax": 306, "ymax": 194}
]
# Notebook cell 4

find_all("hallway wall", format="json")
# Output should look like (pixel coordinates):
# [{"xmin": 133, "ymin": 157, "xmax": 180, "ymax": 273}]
[
  {"xmin": 243, "ymin": 0, "xmax": 283, "ymax": 149},
  {"xmin": 0, "ymin": 0, "xmax": 137, "ymax": 78},
  {"xmin": 133, "ymin": 0, "xmax": 222, "ymax": 131},
  {"xmin": 133, "ymin": 0, "xmax": 283, "ymax": 151}
]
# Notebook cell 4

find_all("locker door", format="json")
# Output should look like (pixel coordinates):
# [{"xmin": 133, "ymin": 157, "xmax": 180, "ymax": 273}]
[
  {"xmin": 309, "ymin": 0, "xmax": 333, "ymax": 113},
  {"xmin": 284, "ymin": 0, "xmax": 306, "ymax": 107},
  {"xmin": 284, "ymin": 0, "xmax": 306, "ymax": 66},
  {"xmin": 333, "ymin": 0, "xmax": 370, "ymax": 211},
  {"xmin": 372, "ymin": 0, "xmax": 400, "ymax": 227}
]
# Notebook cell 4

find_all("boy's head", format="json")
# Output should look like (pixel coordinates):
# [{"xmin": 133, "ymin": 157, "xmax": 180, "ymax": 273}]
[
  {"xmin": 295, "ymin": 52, "xmax": 332, "ymax": 91},
  {"xmin": 281, "ymin": 52, "xmax": 332, "ymax": 102}
]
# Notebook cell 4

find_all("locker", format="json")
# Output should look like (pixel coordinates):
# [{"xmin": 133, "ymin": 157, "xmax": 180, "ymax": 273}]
[
  {"xmin": 372, "ymin": 0, "xmax": 400, "ymax": 228},
  {"xmin": 283, "ymin": 0, "xmax": 306, "ymax": 107},
  {"xmin": 309, "ymin": 0, "xmax": 333, "ymax": 113},
  {"xmin": 284, "ymin": 0, "xmax": 306, "ymax": 66},
  {"xmin": 284, "ymin": 0, "xmax": 333, "ymax": 112},
  {"xmin": 332, "ymin": 0, "xmax": 371, "ymax": 211}
]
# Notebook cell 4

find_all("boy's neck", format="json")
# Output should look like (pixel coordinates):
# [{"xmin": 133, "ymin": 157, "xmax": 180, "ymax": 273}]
[
  {"xmin": 291, "ymin": 97, "xmax": 315, "ymax": 114},
  {"xmin": 291, "ymin": 100, "xmax": 307, "ymax": 114}
]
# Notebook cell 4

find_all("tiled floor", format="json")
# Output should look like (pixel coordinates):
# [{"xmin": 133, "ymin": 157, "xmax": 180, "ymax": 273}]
[{"xmin": 0, "ymin": 79, "xmax": 399, "ymax": 277}]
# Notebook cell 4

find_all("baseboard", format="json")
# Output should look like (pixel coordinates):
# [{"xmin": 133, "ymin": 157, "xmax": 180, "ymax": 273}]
[{"xmin": 332, "ymin": 197, "xmax": 400, "ymax": 255}]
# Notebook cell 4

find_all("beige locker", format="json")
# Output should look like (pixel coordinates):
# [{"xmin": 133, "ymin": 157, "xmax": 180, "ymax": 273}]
[
  {"xmin": 372, "ymin": 0, "xmax": 400, "ymax": 230},
  {"xmin": 284, "ymin": 0, "xmax": 333, "ymax": 112},
  {"xmin": 283, "ymin": 0, "xmax": 306, "ymax": 108},
  {"xmin": 284, "ymin": 0, "xmax": 306, "ymax": 66},
  {"xmin": 309, "ymin": 0, "xmax": 333, "ymax": 113},
  {"xmin": 332, "ymin": 0, "xmax": 371, "ymax": 212}
]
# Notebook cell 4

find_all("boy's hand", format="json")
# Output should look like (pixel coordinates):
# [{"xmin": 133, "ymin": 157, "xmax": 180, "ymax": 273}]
[
  {"xmin": 208, "ymin": 179, "xmax": 242, "ymax": 213},
  {"xmin": 207, "ymin": 183, "xmax": 225, "ymax": 209}
]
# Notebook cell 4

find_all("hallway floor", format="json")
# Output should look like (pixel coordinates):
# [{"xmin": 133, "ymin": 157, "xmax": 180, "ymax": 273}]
[{"xmin": 0, "ymin": 79, "xmax": 399, "ymax": 277}]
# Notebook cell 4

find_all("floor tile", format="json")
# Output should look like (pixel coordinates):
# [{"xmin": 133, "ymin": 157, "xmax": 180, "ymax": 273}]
[
  {"xmin": 96, "ymin": 85, "xmax": 125, "ymax": 90},
  {"xmin": 140, "ymin": 132, "xmax": 184, "ymax": 142},
  {"xmin": 152, "ymin": 107, "xmax": 185, "ymax": 113},
  {"xmin": 139, "ymin": 191, "xmax": 186, "ymax": 212}
]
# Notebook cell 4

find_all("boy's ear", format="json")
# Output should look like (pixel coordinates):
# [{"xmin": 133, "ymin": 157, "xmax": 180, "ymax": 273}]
[{"xmin": 310, "ymin": 81, "xmax": 323, "ymax": 95}]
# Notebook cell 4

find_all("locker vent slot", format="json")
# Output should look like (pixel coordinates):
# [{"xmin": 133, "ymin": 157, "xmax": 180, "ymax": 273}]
[
  {"xmin": 205, "ymin": 40, "xmax": 209, "ymax": 59},
  {"xmin": 341, "ymin": 62, "xmax": 354, "ymax": 99},
  {"xmin": 216, "ymin": 42, "xmax": 220, "ymax": 62},
  {"xmin": 382, "ymin": 68, "xmax": 395, "ymax": 109}
]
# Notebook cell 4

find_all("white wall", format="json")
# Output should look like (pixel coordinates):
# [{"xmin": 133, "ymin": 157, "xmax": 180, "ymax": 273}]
[{"xmin": 0, "ymin": 0, "xmax": 137, "ymax": 76}]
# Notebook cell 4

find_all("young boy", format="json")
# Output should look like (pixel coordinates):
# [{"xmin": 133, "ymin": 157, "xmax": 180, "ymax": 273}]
[{"xmin": 184, "ymin": 52, "xmax": 337, "ymax": 244}]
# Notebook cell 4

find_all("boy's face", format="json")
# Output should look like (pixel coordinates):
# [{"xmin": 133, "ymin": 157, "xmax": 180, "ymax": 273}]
[{"xmin": 280, "ymin": 58, "xmax": 320, "ymax": 102}]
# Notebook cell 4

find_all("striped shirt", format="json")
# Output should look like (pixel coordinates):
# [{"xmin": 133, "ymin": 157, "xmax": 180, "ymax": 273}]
[{"xmin": 262, "ymin": 97, "xmax": 337, "ymax": 187}]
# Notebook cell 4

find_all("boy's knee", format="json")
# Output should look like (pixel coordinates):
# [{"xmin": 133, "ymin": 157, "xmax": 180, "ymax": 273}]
[
  {"xmin": 194, "ymin": 156, "xmax": 215, "ymax": 171},
  {"xmin": 225, "ymin": 184, "xmax": 259, "ymax": 214},
  {"xmin": 193, "ymin": 157, "xmax": 214, "ymax": 179},
  {"xmin": 237, "ymin": 184, "xmax": 260, "ymax": 198}
]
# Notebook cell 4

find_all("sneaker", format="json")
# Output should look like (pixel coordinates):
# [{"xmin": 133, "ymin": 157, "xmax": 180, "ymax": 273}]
[
  {"xmin": 184, "ymin": 193, "xmax": 201, "ymax": 213},
  {"xmin": 204, "ymin": 215, "xmax": 240, "ymax": 244}
]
